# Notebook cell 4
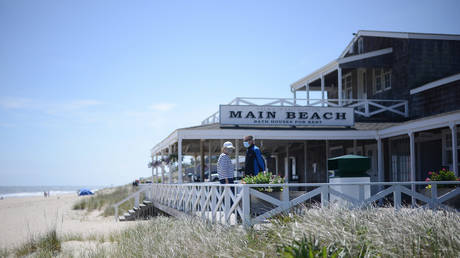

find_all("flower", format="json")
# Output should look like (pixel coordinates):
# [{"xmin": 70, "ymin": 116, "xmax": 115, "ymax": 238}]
[
  {"xmin": 428, "ymin": 171, "xmax": 433, "ymax": 175},
  {"xmin": 425, "ymin": 178, "xmax": 431, "ymax": 181}
]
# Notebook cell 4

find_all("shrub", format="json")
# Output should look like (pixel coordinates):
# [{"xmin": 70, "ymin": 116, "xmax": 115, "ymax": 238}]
[
  {"xmin": 242, "ymin": 172, "xmax": 284, "ymax": 192},
  {"xmin": 278, "ymin": 235, "xmax": 345, "ymax": 258},
  {"xmin": 15, "ymin": 229, "xmax": 61, "ymax": 257},
  {"xmin": 425, "ymin": 168, "xmax": 459, "ymax": 188}
]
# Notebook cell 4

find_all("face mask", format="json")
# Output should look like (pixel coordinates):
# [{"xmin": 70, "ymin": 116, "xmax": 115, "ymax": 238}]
[{"xmin": 243, "ymin": 141, "xmax": 250, "ymax": 148}]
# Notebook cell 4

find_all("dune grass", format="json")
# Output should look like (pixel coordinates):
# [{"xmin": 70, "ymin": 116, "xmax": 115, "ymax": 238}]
[
  {"xmin": 13, "ymin": 229, "xmax": 61, "ymax": 257},
  {"xmin": 8, "ymin": 206, "xmax": 459, "ymax": 257},
  {"xmin": 72, "ymin": 185, "xmax": 144, "ymax": 217},
  {"xmin": 99, "ymin": 206, "xmax": 460, "ymax": 257}
]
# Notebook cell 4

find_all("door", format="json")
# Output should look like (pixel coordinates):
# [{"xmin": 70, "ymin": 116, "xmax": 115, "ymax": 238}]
[{"xmin": 357, "ymin": 69, "xmax": 367, "ymax": 99}]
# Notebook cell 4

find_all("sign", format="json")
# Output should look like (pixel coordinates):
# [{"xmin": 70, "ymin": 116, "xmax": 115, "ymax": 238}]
[{"xmin": 219, "ymin": 105, "xmax": 354, "ymax": 127}]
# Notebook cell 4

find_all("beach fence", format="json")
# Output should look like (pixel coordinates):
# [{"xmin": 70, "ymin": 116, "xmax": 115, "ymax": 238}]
[{"xmin": 115, "ymin": 181, "xmax": 460, "ymax": 226}]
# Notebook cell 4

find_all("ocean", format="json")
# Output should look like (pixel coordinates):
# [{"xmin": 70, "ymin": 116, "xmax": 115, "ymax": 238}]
[{"xmin": 0, "ymin": 185, "xmax": 104, "ymax": 198}]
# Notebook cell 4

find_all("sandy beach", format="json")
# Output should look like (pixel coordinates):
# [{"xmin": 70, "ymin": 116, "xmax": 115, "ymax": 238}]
[{"xmin": 0, "ymin": 193, "xmax": 138, "ymax": 250}]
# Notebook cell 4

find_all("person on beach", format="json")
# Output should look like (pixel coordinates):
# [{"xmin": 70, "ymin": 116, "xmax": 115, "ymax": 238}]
[
  {"xmin": 243, "ymin": 135, "xmax": 265, "ymax": 176},
  {"xmin": 217, "ymin": 141, "xmax": 235, "ymax": 184}
]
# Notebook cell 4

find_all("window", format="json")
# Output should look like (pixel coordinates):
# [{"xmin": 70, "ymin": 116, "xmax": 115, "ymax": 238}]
[
  {"xmin": 342, "ymin": 73, "xmax": 352, "ymax": 103},
  {"xmin": 358, "ymin": 38, "xmax": 364, "ymax": 54},
  {"xmin": 383, "ymin": 68, "xmax": 392, "ymax": 90},
  {"xmin": 374, "ymin": 69, "xmax": 382, "ymax": 93},
  {"xmin": 373, "ymin": 68, "xmax": 392, "ymax": 94}
]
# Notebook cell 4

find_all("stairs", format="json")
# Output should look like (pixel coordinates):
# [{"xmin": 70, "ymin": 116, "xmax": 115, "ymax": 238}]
[{"xmin": 118, "ymin": 200, "xmax": 157, "ymax": 221}]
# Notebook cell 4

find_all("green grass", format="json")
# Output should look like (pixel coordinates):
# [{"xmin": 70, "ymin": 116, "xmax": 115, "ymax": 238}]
[
  {"xmin": 72, "ymin": 185, "xmax": 144, "ymax": 217},
  {"xmin": 100, "ymin": 207, "xmax": 460, "ymax": 257},
  {"xmin": 14, "ymin": 229, "xmax": 61, "ymax": 257},
  {"xmin": 10, "ymin": 206, "xmax": 459, "ymax": 257}
]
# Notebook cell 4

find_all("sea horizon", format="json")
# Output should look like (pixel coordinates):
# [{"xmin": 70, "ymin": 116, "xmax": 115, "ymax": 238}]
[{"xmin": 0, "ymin": 185, "xmax": 107, "ymax": 198}]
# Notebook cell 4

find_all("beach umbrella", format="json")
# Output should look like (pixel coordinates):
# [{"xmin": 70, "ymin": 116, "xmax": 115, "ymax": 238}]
[{"xmin": 78, "ymin": 189, "xmax": 94, "ymax": 196}]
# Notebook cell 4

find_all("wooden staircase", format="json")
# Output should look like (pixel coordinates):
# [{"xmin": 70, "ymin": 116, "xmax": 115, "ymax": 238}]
[{"xmin": 118, "ymin": 200, "xmax": 158, "ymax": 221}]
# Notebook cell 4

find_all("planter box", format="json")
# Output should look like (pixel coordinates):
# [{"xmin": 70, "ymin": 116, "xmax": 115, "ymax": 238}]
[
  {"xmin": 250, "ymin": 190, "xmax": 304, "ymax": 216},
  {"xmin": 422, "ymin": 187, "xmax": 460, "ymax": 209}
]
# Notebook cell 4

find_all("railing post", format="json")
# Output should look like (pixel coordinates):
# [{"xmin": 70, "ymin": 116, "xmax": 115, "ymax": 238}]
[
  {"xmin": 358, "ymin": 184, "xmax": 365, "ymax": 207},
  {"xmin": 281, "ymin": 184, "xmax": 290, "ymax": 213},
  {"xmin": 211, "ymin": 186, "xmax": 217, "ymax": 223},
  {"xmin": 365, "ymin": 100, "xmax": 369, "ymax": 117},
  {"xmin": 321, "ymin": 185, "xmax": 329, "ymax": 208},
  {"xmin": 114, "ymin": 206, "xmax": 118, "ymax": 222},
  {"xmin": 201, "ymin": 186, "xmax": 206, "ymax": 220},
  {"xmin": 394, "ymin": 185, "xmax": 401, "ymax": 211},
  {"xmin": 224, "ymin": 186, "xmax": 230, "ymax": 224},
  {"xmin": 431, "ymin": 183, "xmax": 438, "ymax": 210},
  {"xmin": 134, "ymin": 192, "xmax": 140, "ymax": 209},
  {"xmin": 242, "ymin": 184, "xmax": 251, "ymax": 228}
]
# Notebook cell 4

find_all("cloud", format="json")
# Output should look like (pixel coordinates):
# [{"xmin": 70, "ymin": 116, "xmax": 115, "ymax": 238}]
[
  {"xmin": 0, "ymin": 97, "xmax": 32, "ymax": 109},
  {"xmin": 65, "ymin": 99, "xmax": 103, "ymax": 110},
  {"xmin": 149, "ymin": 103, "xmax": 176, "ymax": 111}
]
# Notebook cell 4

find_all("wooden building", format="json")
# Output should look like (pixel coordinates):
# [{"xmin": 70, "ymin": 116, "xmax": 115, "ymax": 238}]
[{"xmin": 150, "ymin": 30, "xmax": 460, "ymax": 191}]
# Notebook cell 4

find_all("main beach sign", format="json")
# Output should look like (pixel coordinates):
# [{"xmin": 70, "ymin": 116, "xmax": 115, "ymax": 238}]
[{"xmin": 219, "ymin": 105, "xmax": 354, "ymax": 127}]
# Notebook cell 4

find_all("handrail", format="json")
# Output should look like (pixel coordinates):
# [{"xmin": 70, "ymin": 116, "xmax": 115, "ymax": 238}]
[
  {"xmin": 152, "ymin": 181, "xmax": 460, "ymax": 187},
  {"xmin": 113, "ymin": 186, "xmax": 150, "ymax": 221},
  {"xmin": 201, "ymin": 97, "xmax": 409, "ymax": 124},
  {"xmin": 149, "ymin": 181, "xmax": 460, "ymax": 227}
]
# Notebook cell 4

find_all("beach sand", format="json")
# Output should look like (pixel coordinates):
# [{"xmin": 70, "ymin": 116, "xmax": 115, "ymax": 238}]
[{"xmin": 0, "ymin": 193, "xmax": 138, "ymax": 250}]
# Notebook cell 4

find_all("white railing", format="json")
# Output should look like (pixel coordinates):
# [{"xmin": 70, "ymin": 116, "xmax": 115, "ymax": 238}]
[
  {"xmin": 201, "ymin": 97, "xmax": 409, "ymax": 125},
  {"xmin": 147, "ymin": 181, "xmax": 459, "ymax": 227},
  {"xmin": 113, "ymin": 185, "xmax": 151, "ymax": 221}
]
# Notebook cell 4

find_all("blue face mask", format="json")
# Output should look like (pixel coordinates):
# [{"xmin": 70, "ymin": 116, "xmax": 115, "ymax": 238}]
[{"xmin": 243, "ymin": 141, "xmax": 250, "ymax": 148}]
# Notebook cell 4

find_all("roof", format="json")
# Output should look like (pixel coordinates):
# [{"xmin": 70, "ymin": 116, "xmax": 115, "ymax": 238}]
[{"xmin": 291, "ymin": 30, "xmax": 460, "ymax": 90}]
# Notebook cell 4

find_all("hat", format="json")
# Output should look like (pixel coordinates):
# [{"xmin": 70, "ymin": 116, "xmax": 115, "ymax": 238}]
[{"xmin": 222, "ymin": 141, "xmax": 235, "ymax": 149}]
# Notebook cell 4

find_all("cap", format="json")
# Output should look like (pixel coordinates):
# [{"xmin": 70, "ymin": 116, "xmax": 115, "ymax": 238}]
[{"xmin": 223, "ymin": 141, "xmax": 235, "ymax": 149}]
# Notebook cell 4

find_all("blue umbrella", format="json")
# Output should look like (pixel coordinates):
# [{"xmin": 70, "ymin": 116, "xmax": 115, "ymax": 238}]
[{"xmin": 78, "ymin": 189, "xmax": 94, "ymax": 196}]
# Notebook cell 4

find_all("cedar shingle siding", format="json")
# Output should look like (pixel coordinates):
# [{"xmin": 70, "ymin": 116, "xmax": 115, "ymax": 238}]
[{"xmin": 343, "ymin": 35, "xmax": 460, "ymax": 121}]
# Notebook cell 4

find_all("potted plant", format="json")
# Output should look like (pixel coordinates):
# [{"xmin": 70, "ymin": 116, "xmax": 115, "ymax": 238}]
[
  {"xmin": 242, "ymin": 172, "xmax": 285, "ymax": 215},
  {"xmin": 424, "ymin": 168, "xmax": 460, "ymax": 208}
]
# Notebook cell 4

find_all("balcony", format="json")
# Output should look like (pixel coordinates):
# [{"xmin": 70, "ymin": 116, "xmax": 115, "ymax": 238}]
[{"xmin": 201, "ymin": 97, "xmax": 408, "ymax": 125}]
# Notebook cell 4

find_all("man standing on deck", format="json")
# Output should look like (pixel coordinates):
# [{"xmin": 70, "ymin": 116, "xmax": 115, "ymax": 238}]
[{"xmin": 243, "ymin": 135, "xmax": 265, "ymax": 176}]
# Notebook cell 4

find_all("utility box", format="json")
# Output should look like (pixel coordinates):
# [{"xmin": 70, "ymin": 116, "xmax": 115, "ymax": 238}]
[{"xmin": 328, "ymin": 154, "xmax": 371, "ymax": 206}]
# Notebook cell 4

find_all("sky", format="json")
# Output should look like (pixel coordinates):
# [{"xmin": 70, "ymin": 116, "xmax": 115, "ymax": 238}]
[{"xmin": 1, "ymin": 0, "xmax": 460, "ymax": 186}]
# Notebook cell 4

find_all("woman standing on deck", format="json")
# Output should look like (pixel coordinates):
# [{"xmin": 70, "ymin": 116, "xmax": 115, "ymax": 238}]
[{"xmin": 217, "ymin": 141, "xmax": 235, "ymax": 184}]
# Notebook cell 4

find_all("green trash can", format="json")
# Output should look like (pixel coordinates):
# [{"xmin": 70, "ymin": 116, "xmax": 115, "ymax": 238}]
[{"xmin": 328, "ymin": 154, "xmax": 371, "ymax": 177}]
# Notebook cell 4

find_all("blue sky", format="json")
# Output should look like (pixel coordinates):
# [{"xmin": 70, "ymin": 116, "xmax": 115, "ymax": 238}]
[{"xmin": 1, "ymin": 0, "xmax": 459, "ymax": 186}]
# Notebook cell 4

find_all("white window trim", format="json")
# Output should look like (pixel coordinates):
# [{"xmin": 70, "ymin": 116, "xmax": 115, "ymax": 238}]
[
  {"xmin": 343, "ymin": 73, "xmax": 353, "ymax": 100},
  {"xmin": 373, "ymin": 68, "xmax": 392, "ymax": 94}
]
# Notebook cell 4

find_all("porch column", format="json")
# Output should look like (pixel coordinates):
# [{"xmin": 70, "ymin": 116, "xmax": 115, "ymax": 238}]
[
  {"xmin": 293, "ymin": 90, "xmax": 297, "ymax": 105},
  {"xmin": 208, "ymin": 140, "xmax": 212, "ymax": 182},
  {"xmin": 178, "ymin": 138, "xmax": 183, "ymax": 184},
  {"xmin": 304, "ymin": 141, "xmax": 308, "ymax": 183},
  {"xmin": 377, "ymin": 137, "xmax": 384, "ymax": 191},
  {"xmin": 326, "ymin": 140, "xmax": 329, "ymax": 182},
  {"xmin": 161, "ymin": 150, "xmax": 165, "ymax": 184},
  {"xmin": 168, "ymin": 145, "xmax": 172, "ymax": 184},
  {"xmin": 306, "ymin": 83, "xmax": 310, "ymax": 105},
  {"xmin": 450, "ymin": 123, "xmax": 458, "ymax": 177},
  {"xmin": 409, "ymin": 131, "xmax": 416, "ymax": 206},
  {"xmin": 338, "ymin": 67, "xmax": 343, "ymax": 105},
  {"xmin": 235, "ymin": 139, "xmax": 239, "ymax": 175},
  {"xmin": 321, "ymin": 74, "xmax": 325, "ymax": 106},
  {"xmin": 152, "ymin": 155, "xmax": 156, "ymax": 184},
  {"xmin": 285, "ymin": 145, "xmax": 289, "ymax": 183},
  {"xmin": 200, "ymin": 140, "xmax": 205, "ymax": 182}
]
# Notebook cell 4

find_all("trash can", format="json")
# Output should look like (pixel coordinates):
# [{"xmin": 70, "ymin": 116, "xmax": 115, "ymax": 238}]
[{"xmin": 328, "ymin": 154, "xmax": 371, "ymax": 206}]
